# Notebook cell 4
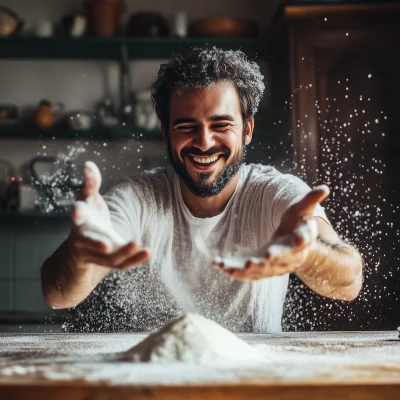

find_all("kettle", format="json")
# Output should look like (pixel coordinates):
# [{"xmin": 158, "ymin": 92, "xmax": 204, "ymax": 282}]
[{"xmin": 29, "ymin": 155, "xmax": 83, "ymax": 213}]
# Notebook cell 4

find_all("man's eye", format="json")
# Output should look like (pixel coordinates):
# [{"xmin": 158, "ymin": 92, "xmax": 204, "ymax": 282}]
[
  {"xmin": 177, "ymin": 126, "xmax": 195, "ymax": 131},
  {"xmin": 213, "ymin": 124, "xmax": 230, "ymax": 129}
]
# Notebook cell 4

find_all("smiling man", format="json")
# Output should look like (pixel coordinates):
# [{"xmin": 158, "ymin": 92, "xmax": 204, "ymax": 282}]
[{"xmin": 41, "ymin": 47, "xmax": 363, "ymax": 333}]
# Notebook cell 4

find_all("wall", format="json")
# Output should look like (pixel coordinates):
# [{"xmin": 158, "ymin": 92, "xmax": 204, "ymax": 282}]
[
  {"xmin": 0, "ymin": 0, "xmax": 282, "ymax": 191},
  {"xmin": 0, "ymin": 0, "xmax": 283, "ymax": 320}
]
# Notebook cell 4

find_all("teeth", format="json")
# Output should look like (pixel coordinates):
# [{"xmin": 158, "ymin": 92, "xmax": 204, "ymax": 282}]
[{"xmin": 192, "ymin": 155, "xmax": 218, "ymax": 164}]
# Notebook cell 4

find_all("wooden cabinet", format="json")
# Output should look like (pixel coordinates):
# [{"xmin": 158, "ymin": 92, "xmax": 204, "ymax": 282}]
[
  {"xmin": 267, "ymin": 3, "xmax": 400, "ymax": 330},
  {"xmin": 0, "ymin": 221, "xmax": 70, "ymax": 313}
]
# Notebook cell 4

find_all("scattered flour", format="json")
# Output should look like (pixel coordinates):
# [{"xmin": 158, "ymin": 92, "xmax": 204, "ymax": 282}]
[
  {"xmin": 122, "ymin": 313, "xmax": 263, "ymax": 364},
  {"xmin": 1, "ymin": 331, "xmax": 400, "ymax": 385}
]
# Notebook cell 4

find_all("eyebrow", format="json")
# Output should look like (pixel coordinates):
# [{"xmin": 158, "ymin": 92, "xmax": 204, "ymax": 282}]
[{"xmin": 172, "ymin": 115, "xmax": 235, "ymax": 126}]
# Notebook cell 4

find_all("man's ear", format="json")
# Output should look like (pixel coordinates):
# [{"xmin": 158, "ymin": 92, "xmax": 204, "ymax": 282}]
[
  {"xmin": 244, "ymin": 118, "xmax": 254, "ymax": 145},
  {"xmin": 161, "ymin": 124, "xmax": 168, "ymax": 148}
]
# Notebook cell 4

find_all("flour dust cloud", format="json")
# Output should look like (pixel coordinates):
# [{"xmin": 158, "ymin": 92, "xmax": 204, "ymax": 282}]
[
  {"xmin": 31, "ymin": 68, "xmax": 399, "ymax": 333},
  {"xmin": 261, "ymin": 74, "xmax": 399, "ymax": 331}
]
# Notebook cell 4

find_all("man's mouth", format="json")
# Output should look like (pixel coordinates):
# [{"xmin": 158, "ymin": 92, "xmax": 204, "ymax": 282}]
[{"xmin": 187, "ymin": 154, "xmax": 222, "ymax": 171}]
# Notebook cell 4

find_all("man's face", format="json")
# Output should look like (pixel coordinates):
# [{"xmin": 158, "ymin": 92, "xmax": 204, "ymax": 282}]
[{"xmin": 165, "ymin": 81, "xmax": 253, "ymax": 197}]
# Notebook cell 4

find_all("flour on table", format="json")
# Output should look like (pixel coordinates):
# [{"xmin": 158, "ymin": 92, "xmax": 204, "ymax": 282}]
[{"xmin": 122, "ymin": 313, "xmax": 263, "ymax": 364}]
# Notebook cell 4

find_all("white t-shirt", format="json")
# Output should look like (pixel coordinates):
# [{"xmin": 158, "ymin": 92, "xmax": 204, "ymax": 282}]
[{"xmin": 98, "ymin": 163, "xmax": 328, "ymax": 333}]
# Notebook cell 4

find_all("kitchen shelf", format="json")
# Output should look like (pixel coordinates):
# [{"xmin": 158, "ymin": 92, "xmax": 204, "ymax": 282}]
[
  {"xmin": 0, "ymin": 126, "xmax": 163, "ymax": 140},
  {"xmin": 0, "ymin": 311, "xmax": 70, "ymax": 324},
  {"xmin": 0, "ymin": 37, "xmax": 265, "ymax": 60},
  {"xmin": 0, "ymin": 211, "xmax": 71, "ymax": 222}
]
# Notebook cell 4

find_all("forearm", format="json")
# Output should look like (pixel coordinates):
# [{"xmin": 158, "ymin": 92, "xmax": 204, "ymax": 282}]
[
  {"xmin": 296, "ymin": 238, "xmax": 363, "ymax": 301},
  {"xmin": 41, "ymin": 238, "xmax": 109, "ymax": 309}
]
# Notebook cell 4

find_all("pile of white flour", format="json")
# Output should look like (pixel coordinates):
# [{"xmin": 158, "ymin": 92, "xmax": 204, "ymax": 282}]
[{"xmin": 122, "ymin": 313, "xmax": 262, "ymax": 364}]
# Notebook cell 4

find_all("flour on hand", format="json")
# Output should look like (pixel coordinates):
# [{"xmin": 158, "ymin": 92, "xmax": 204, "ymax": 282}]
[
  {"xmin": 214, "ymin": 246, "xmax": 267, "ymax": 269},
  {"xmin": 122, "ymin": 313, "xmax": 263, "ymax": 364},
  {"xmin": 78, "ymin": 208, "xmax": 127, "ymax": 251},
  {"xmin": 214, "ymin": 218, "xmax": 318, "ymax": 269},
  {"xmin": 74, "ymin": 161, "xmax": 128, "ymax": 251}
]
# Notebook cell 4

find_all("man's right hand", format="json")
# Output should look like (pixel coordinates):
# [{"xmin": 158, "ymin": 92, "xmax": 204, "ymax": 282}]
[{"xmin": 68, "ymin": 161, "xmax": 150, "ymax": 272}]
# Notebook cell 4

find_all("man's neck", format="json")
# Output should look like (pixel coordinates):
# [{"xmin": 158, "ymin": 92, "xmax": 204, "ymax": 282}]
[{"xmin": 179, "ymin": 172, "xmax": 240, "ymax": 218}]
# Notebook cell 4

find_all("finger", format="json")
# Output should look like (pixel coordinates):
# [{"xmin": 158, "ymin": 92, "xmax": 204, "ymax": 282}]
[
  {"xmin": 223, "ymin": 261, "xmax": 266, "ymax": 275},
  {"xmin": 212, "ymin": 261, "xmax": 224, "ymax": 269},
  {"xmin": 105, "ymin": 242, "xmax": 139, "ymax": 267},
  {"xmin": 74, "ymin": 234, "xmax": 111, "ymax": 253},
  {"xmin": 244, "ymin": 259, "xmax": 265, "ymax": 270},
  {"xmin": 292, "ymin": 185, "xmax": 330, "ymax": 218},
  {"xmin": 225, "ymin": 268, "xmax": 276, "ymax": 281},
  {"xmin": 80, "ymin": 249, "xmax": 113, "ymax": 268},
  {"xmin": 292, "ymin": 219, "xmax": 318, "ymax": 248},
  {"xmin": 82, "ymin": 161, "xmax": 102, "ymax": 199},
  {"xmin": 265, "ymin": 242, "xmax": 292, "ymax": 261},
  {"xmin": 118, "ymin": 249, "xmax": 150, "ymax": 270},
  {"xmin": 80, "ymin": 242, "xmax": 141, "ymax": 269}
]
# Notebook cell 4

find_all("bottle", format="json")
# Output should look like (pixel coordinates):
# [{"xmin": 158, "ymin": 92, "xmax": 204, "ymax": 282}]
[
  {"xmin": 172, "ymin": 12, "xmax": 187, "ymax": 38},
  {"xmin": 118, "ymin": 45, "xmax": 134, "ymax": 127},
  {"xmin": 6, "ymin": 176, "xmax": 21, "ymax": 212}
]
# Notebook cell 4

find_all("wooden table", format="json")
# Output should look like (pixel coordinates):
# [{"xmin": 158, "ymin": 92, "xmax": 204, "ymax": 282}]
[{"xmin": 0, "ymin": 331, "xmax": 399, "ymax": 399}]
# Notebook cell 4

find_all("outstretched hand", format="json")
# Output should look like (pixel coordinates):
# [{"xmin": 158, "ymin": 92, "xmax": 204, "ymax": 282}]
[{"xmin": 214, "ymin": 185, "xmax": 330, "ymax": 280}]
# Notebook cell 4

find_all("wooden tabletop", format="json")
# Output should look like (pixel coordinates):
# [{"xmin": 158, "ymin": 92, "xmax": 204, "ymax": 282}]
[{"xmin": 0, "ymin": 331, "xmax": 399, "ymax": 399}]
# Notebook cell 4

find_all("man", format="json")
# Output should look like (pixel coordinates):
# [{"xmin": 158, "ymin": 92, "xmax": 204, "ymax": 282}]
[{"xmin": 41, "ymin": 47, "xmax": 363, "ymax": 333}]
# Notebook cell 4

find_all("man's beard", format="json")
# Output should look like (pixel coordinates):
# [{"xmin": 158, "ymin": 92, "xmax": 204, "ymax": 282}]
[{"xmin": 167, "ymin": 135, "xmax": 247, "ymax": 197}]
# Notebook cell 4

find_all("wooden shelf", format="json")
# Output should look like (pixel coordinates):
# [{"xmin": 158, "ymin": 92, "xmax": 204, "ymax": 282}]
[
  {"xmin": 0, "ymin": 211, "xmax": 71, "ymax": 222},
  {"xmin": 0, "ymin": 37, "xmax": 265, "ymax": 60},
  {"xmin": 0, "ymin": 126, "xmax": 163, "ymax": 140},
  {"xmin": 284, "ymin": 1, "xmax": 400, "ymax": 19}
]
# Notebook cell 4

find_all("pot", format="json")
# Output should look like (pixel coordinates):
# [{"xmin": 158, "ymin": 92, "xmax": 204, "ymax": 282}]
[
  {"xmin": 189, "ymin": 17, "xmax": 258, "ymax": 38},
  {"xmin": 126, "ymin": 12, "xmax": 169, "ymax": 37},
  {"xmin": 86, "ymin": 0, "xmax": 124, "ymax": 37},
  {"xmin": 66, "ymin": 110, "xmax": 93, "ymax": 130},
  {"xmin": 0, "ymin": 6, "xmax": 23, "ymax": 37},
  {"xmin": 33, "ymin": 100, "xmax": 65, "ymax": 129}
]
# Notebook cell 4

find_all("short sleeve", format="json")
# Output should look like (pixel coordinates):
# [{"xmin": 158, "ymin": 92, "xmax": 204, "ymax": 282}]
[
  {"xmin": 103, "ymin": 177, "xmax": 142, "ymax": 243},
  {"xmin": 270, "ymin": 173, "xmax": 330, "ymax": 233}
]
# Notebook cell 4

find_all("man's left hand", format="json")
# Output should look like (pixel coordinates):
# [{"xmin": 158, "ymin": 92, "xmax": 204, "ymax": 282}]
[{"xmin": 215, "ymin": 185, "xmax": 330, "ymax": 280}]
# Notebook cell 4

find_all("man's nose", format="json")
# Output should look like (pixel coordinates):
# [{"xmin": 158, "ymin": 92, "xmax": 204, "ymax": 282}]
[{"xmin": 193, "ymin": 128, "xmax": 215, "ymax": 152}]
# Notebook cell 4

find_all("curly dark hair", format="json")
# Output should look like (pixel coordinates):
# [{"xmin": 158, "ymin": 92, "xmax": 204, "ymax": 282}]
[{"xmin": 151, "ymin": 46, "xmax": 265, "ymax": 129}]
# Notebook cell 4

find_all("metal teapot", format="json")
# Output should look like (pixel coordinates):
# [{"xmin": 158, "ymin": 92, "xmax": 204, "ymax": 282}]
[{"xmin": 29, "ymin": 153, "xmax": 84, "ymax": 213}]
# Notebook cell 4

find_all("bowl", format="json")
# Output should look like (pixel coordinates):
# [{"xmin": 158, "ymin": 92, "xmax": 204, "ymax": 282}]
[{"xmin": 189, "ymin": 17, "xmax": 258, "ymax": 38}]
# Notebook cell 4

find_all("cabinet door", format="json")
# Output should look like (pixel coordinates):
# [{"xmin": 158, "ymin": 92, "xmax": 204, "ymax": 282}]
[
  {"xmin": 14, "ymin": 222, "xmax": 70, "ymax": 279},
  {"xmin": 0, "ymin": 280, "xmax": 13, "ymax": 312},
  {"xmin": 13, "ymin": 221, "xmax": 70, "ymax": 312},
  {"xmin": 0, "ymin": 227, "xmax": 14, "ymax": 311},
  {"xmin": 14, "ymin": 279, "xmax": 50, "ymax": 312},
  {"xmin": 282, "ymin": 13, "xmax": 400, "ymax": 331},
  {"xmin": 315, "ymin": 47, "xmax": 399, "ymax": 330},
  {"xmin": 0, "ymin": 227, "xmax": 13, "ymax": 279}
]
